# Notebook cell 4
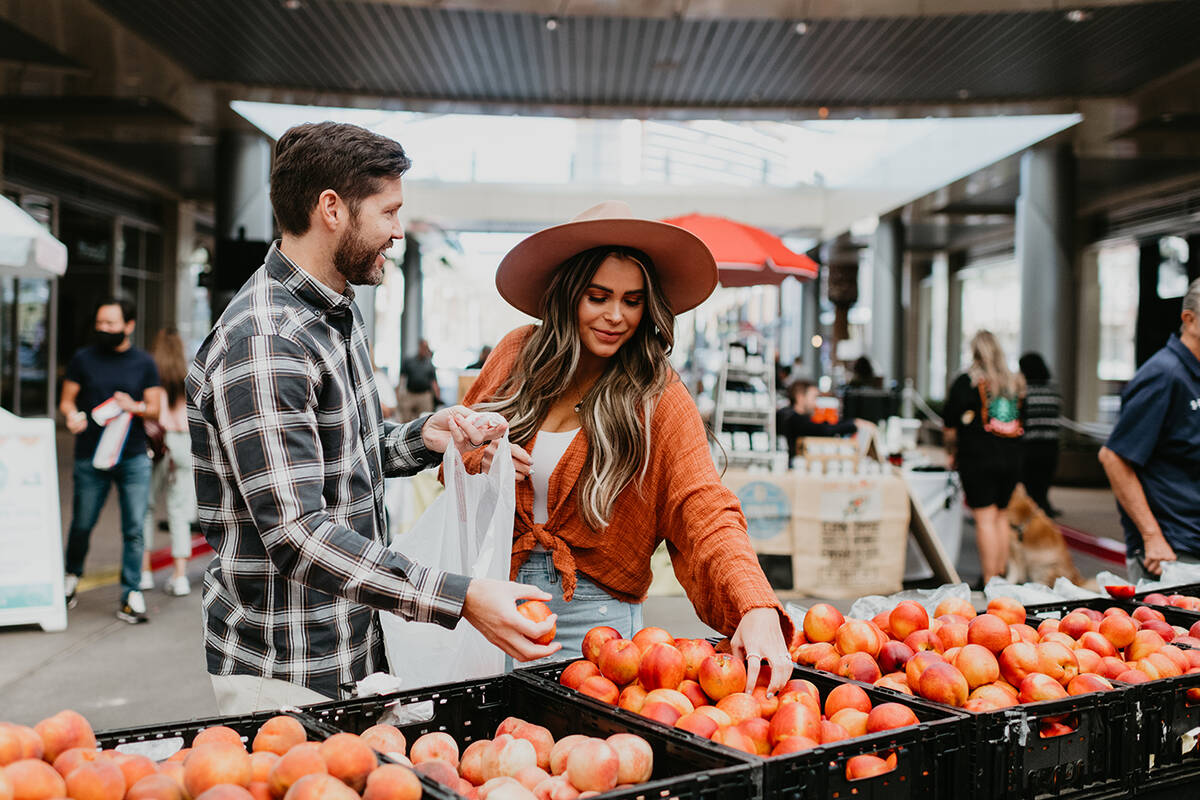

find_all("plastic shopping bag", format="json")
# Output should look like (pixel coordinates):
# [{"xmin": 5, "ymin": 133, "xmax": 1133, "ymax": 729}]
[
  {"xmin": 380, "ymin": 421, "xmax": 514, "ymax": 690},
  {"xmin": 91, "ymin": 399, "xmax": 131, "ymax": 470}
]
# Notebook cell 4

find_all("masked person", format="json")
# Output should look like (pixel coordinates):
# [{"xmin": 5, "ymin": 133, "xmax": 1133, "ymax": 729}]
[{"xmin": 60, "ymin": 296, "xmax": 162, "ymax": 623}]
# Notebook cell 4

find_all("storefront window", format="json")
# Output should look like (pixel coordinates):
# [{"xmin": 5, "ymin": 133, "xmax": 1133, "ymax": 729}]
[
  {"xmin": 0, "ymin": 279, "xmax": 14, "ymax": 412},
  {"xmin": 958, "ymin": 258, "xmax": 1021, "ymax": 371},
  {"xmin": 61, "ymin": 206, "xmax": 112, "ymax": 267},
  {"xmin": 1157, "ymin": 236, "xmax": 1190, "ymax": 299},
  {"xmin": 17, "ymin": 279, "xmax": 51, "ymax": 415},
  {"xmin": 1098, "ymin": 243, "xmax": 1139, "ymax": 382}
]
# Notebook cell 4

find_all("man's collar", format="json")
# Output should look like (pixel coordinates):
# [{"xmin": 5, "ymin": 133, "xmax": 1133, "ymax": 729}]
[
  {"xmin": 1167, "ymin": 334, "xmax": 1200, "ymax": 381},
  {"xmin": 265, "ymin": 242, "xmax": 355, "ymax": 314}
]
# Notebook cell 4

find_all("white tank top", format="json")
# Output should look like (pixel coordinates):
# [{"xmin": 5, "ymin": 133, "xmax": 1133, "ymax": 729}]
[{"xmin": 532, "ymin": 428, "xmax": 580, "ymax": 525}]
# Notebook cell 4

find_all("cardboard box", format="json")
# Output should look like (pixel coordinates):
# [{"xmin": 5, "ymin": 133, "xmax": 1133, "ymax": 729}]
[{"xmin": 722, "ymin": 469, "xmax": 794, "ymax": 555}]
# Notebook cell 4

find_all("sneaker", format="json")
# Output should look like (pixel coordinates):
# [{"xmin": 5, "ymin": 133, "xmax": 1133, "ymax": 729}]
[
  {"xmin": 164, "ymin": 575, "xmax": 191, "ymax": 597},
  {"xmin": 139, "ymin": 570, "xmax": 155, "ymax": 591},
  {"xmin": 117, "ymin": 591, "xmax": 149, "ymax": 624},
  {"xmin": 64, "ymin": 574, "xmax": 79, "ymax": 609}
]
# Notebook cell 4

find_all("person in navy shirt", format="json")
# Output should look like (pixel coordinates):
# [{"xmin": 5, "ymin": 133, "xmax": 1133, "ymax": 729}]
[
  {"xmin": 1100, "ymin": 278, "xmax": 1200, "ymax": 581},
  {"xmin": 59, "ymin": 296, "xmax": 161, "ymax": 622}
]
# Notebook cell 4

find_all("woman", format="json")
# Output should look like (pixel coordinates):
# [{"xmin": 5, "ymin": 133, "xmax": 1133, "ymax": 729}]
[
  {"xmin": 141, "ymin": 328, "xmax": 195, "ymax": 596},
  {"xmin": 462, "ymin": 201, "xmax": 793, "ymax": 692},
  {"xmin": 944, "ymin": 331, "xmax": 1025, "ymax": 584},
  {"xmin": 1019, "ymin": 352, "xmax": 1063, "ymax": 517}
]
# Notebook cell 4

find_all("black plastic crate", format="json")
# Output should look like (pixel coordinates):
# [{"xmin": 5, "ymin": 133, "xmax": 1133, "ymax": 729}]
[
  {"xmin": 1131, "ymin": 583, "xmax": 1200, "ymax": 625},
  {"xmin": 517, "ymin": 659, "xmax": 969, "ymax": 800},
  {"xmin": 302, "ymin": 672, "xmax": 761, "ymax": 800},
  {"xmin": 1024, "ymin": 596, "xmax": 1200, "ymax": 632}
]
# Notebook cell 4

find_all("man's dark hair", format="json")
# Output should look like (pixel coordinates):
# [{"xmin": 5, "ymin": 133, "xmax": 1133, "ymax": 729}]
[
  {"xmin": 94, "ymin": 295, "xmax": 136, "ymax": 324},
  {"xmin": 269, "ymin": 122, "xmax": 412, "ymax": 236},
  {"xmin": 788, "ymin": 379, "xmax": 815, "ymax": 404},
  {"xmin": 1019, "ymin": 352, "xmax": 1051, "ymax": 385}
]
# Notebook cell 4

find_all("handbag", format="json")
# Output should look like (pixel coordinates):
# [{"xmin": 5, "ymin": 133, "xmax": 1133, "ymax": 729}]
[{"xmin": 144, "ymin": 418, "xmax": 167, "ymax": 461}]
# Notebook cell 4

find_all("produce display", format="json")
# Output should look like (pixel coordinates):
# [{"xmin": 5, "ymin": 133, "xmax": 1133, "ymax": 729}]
[{"xmin": 1139, "ymin": 590, "xmax": 1200, "ymax": 613}]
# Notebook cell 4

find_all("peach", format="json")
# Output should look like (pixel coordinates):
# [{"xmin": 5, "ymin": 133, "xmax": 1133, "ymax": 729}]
[
  {"xmin": 548, "ymin": 736, "xmax": 587, "ymax": 777},
  {"xmin": 698, "ymin": 654, "xmax": 747, "ymax": 701},
  {"xmin": 185, "ymin": 745, "xmax": 253, "ymax": 798},
  {"xmin": 583, "ymin": 626, "xmax": 622, "ymax": 665},
  {"xmin": 935, "ymin": 597, "xmax": 977, "ymax": 619},
  {"xmin": 559, "ymin": 660, "xmax": 601, "ymax": 691},
  {"xmin": 532, "ymin": 775, "xmax": 579, "ymax": 800},
  {"xmin": 967, "ymin": 614, "xmax": 1012, "ymax": 654},
  {"xmin": 193, "ymin": 727, "xmax": 244, "ymax": 751},
  {"xmin": 250, "ymin": 753, "xmax": 281, "ymax": 784},
  {"xmin": 1011, "ymin": 624, "xmax": 1039, "ymax": 645},
  {"xmin": 51, "ymin": 748, "xmax": 103, "ymax": 779},
  {"xmin": 605, "ymin": 734, "xmax": 652, "ymax": 784},
  {"xmin": 1019, "ymin": 673, "xmax": 1069, "ymax": 703},
  {"xmin": 715, "ymin": 693, "xmax": 760, "ymax": 725},
  {"xmin": 866, "ymin": 703, "xmax": 919, "ymax": 733},
  {"xmin": 836, "ymin": 621, "xmax": 881, "ymax": 658},
  {"xmin": 918, "ymin": 662, "xmax": 969, "ymax": 707},
  {"xmin": 362, "ymin": 764, "xmax": 421, "ymax": 800},
  {"xmin": 935, "ymin": 622, "xmax": 969, "ymax": 652},
  {"xmin": 836, "ymin": 652, "xmax": 882, "ymax": 684},
  {"xmin": 517, "ymin": 601, "xmax": 555, "ymax": 645},
  {"xmin": 846, "ymin": 755, "xmax": 895, "ymax": 781},
  {"xmin": 158, "ymin": 761, "xmax": 185, "ymax": 791},
  {"xmin": 675, "ymin": 712, "xmax": 719, "ymax": 739},
  {"xmin": 814, "ymin": 648, "xmax": 842, "ymax": 673},
  {"xmin": 617, "ymin": 685, "xmax": 647, "ymax": 713},
  {"xmin": 803, "ymin": 604, "xmax": 844, "ymax": 643},
  {"xmin": 1067, "ymin": 674, "xmax": 1114, "ymax": 695},
  {"xmin": 409, "ymin": 732, "xmax": 459, "ymax": 769},
  {"xmin": 597, "ymin": 640, "xmax": 641, "ymax": 686},
  {"xmin": 1035, "ymin": 642, "xmax": 1079, "ymax": 685},
  {"xmin": 495, "ymin": 738, "xmax": 537, "ymax": 779},
  {"xmin": 694, "ymin": 707, "xmax": 734, "ymax": 728},
  {"xmin": 0, "ymin": 726, "xmax": 23, "ymax": 768},
  {"xmin": 282, "ymin": 774, "xmax": 358, "ymax": 800},
  {"xmin": 793, "ymin": 643, "xmax": 837, "ymax": 667},
  {"xmin": 358, "ymin": 724, "xmax": 407, "ymax": 758},
  {"xmin": 676, "ymin": 639, "xmax": 717, "ymax": 682},
  {"xmin": 770, "ymin": 736, "xmax": 819, "ymax": 756},
  {"xmin": 998, "ymin": 642, "xmax": 1040, "ymax": 687},
  {"xmin": 767, "ymin": 703, "xmax": 820, "ymax": 745},
  {"xmin": 888, "ymin": 601, "xmax": 930, "ymax": 641},
  {"xmin": 903, "ymin": 630, "xmax": 942, "ymax": 653},
  {"xmin": 678, "ymin": 680, "xmax": 709, "ymax": 710},
  {"xmin": 268, "ymin": 742, "xmax": 326, "ymax": 799},
  {"xmin": 732, "ymin": 719, "xmax": 768, "ymax": 756},
  {"xmin": 126, "ymin": 774, "xmax": 185, "ymax": 800},
  {"xmin": 514, "ymin": 765, "xmax": 550, "ymax": 792},
  {"xmin": 509, "ymin": 723, "xmax": 554, "ymax": 772},
  {"xmin": 577, "ymin": 675, "xmax": 620, "ymax": 705},
  {"xmin": 1146, "ymin": 652, "xmax": 1182, "ymax": 678},
  {"xmin": 112, "ymin": 754, "xmax": 157, "ymax": 790},
  {"xmin": 1041, "ymin": 631, "xmax": 1079, "ymax": 650},
  {"xmin": 1074, "ymin": 648, "xmax": 1102, "ymax": 676},
  {"xmin": 905, "ymin": 651, "xmax": 945, "ymax": 687},
  {"xmin": 252, "ymin": 718, "xmax": 306, "ymax": 757},
  {"xmin": 638, "ymin": 643, "xmax": 686, "ymax": 691},
  {"xmin": 750, "ymin": 686, "xmax": 779, "ymax": 719},
  {"xmin": 1117, "ymin": 669, "xmax": 1150, "ymax": 684},
  {"xmin": 195, "ymin": 788, "xmax": 255, "ymax": 800},
  {"xmin": 1097, "ymin": 656, "xmax": 1128, "ymax": 680},
  {"xmin": 33, "ymin": 711, "xmax": 96, "ymax": 764},
  {"xmin": 63, "ymin": 760, "xmax": 125, "ymax": 800},
  {"xmin": 413, "ymin": 759, "xmax": 459, "ymax": 789},
  {"xmin": 640, "ymin": 702, "xmax": 682, "ymax": 727},
  {"xmin": 631, "ymin": 627, "xmax": 675, "ymax": 654},
  {"xmin": 565, "ymin": 740, "xmax": 619, "ymax": 794},
  {"xmin": 460, "ymin": 739, "xmax": 492, "ymax": 785},
  {"xmin": 710, "ymin": 726, "xmax": 756, "ymax": 755},
  {"xmin": 1128, "ymin": 630, "xmax": 1167, "ymax": 661},
  {"xmin": 1161, "ymin": 645, "xmax": 1190, "ymax": 674},
  {"xmin": 1141, "ymin": 619, "xmax": 1176, "ymax": 641},
  {"xmin": 1133, "ymin": 606, "xmax": 1165, "ymax": 623},
  {"xmin": 317, "ymin": 733, "xmax": 375, "ymax": 792},
  {"xmin": 878, "ymin": 641, "xmax": 915, "ymax": 674},
  {"xmin": 953, "ymin": 644, "xmax": 1000, "ymax": 690},
  {"xmin": 1037, "ymin": 619, "xmax": 1060, "ymax": 637},
  {"xmin": 1059, "ymin": 612, "xmax": 1097, "ymax": 640},
  {"xmin": 824, "ymin": 683, "xmax": 871, "ymax": 717},
  {"xmin": 874, "ymin": 675, "xmax": 913, "ymax": 695},
  {"xmin": 1077, "ymin": 632, "xmax": 1118, "ymax": 659},
  {"xmin": 5, "ymin": 758, "xmax": 66, "ymax": 800},
  {"xmin": 986, "ymin": 598, "xmax": 1026, "ymax": 626},
  {"xmin": 643, "ymin": 689, "xmax": 694, "ymax": 717},
  {"xmin": 819, "ymin": 720, "xmax": 850, "ymax": 743},
  {"xmin": 828, "ymin": 709, "xmax": 869, "ymax": 738},
  {"xmin": 782, "ymin": 679, "xmax": 821, "ymax": 704},
  {"xmin": 967, "ymin": 685, "xmax": 1017, "ymax": 710}
]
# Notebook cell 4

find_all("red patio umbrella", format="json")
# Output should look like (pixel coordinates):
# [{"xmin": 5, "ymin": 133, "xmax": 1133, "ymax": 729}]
[{"xmin": 661, "ymin": 213, "xmax": 818, "ymax": 287}]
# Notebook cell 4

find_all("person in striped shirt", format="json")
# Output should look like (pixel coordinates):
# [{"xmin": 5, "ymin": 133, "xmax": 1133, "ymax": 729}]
[{"xmin": 1019, "ymin": 352, "xmax": 1063, "ymax": 517}]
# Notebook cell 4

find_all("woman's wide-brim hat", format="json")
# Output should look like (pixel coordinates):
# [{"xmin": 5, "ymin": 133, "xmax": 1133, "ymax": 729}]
[{"xmin": 495, "ymin": 201, "xmax": 719, "ymax": 318}]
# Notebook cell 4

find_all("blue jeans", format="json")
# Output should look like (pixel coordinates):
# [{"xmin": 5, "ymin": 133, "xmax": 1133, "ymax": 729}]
[
  {"xmin": 65, "ymin": 454, "xmax": 152, "ymax": 603},
  {"xmin": 509, "ymin": 551, "xmax": 643, "ymax": 669}
]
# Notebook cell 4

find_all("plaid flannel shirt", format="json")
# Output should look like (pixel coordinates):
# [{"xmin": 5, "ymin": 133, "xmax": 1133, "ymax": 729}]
[{"xmin": 187, "ymin": 243, "xmax": 470, "ymax": 698}]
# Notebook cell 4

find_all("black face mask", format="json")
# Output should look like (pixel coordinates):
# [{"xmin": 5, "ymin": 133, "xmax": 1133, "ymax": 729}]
[{"xmin": 94, "ymin": 330, "xmax": 126, "ymax": 350}]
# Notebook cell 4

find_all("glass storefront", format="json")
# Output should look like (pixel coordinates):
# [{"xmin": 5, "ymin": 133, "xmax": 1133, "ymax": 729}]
[{"xmin": 0, "ymin": 191, "xmax": 58, "ymax": 417}]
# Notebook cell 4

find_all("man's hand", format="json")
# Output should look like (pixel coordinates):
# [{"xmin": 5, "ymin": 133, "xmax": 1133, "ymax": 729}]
[
  {"xmin": 730, "ymin": 607, "xmax": 793, "ymax": 695},
  {"xmin": 421, "ymin": 406, "xmax": 507, "ymax": 455},
  {"xmin": 461, "ymin": 578, "xmax": 561, "ymax": 662},
  {"xmin": 480, "ymin": 440, "xmax": 533, "ymax": 481},
  {"xmin": 113, "ymin": 391, "xmax": 143, "ymax": 415},
  {"xmin": 66, "ymin": 411, "xmax": 87, "ymax": 435},
  {"xmin": 1142, "ymin": 534, "xmax": 1177, "ymax": 577}
]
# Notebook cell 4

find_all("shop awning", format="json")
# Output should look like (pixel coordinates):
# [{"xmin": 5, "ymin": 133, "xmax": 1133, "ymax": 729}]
[{"xmin": 0, "ymin": 195, "xmax": 67, "ymax": 279}]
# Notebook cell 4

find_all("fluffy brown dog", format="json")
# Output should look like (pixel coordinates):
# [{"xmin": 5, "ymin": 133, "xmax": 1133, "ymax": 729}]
[{"xmin": 1005, "ymin": 484, "xmax": 1084, "ymax": 587}]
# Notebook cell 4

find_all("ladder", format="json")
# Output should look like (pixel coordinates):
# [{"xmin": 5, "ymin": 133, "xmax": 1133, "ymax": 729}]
[{"xmin": 711, "ymin": 335, "xmax": 778, "ymax": 470}]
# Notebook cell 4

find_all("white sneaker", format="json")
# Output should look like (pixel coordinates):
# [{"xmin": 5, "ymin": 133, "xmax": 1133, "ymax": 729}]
[
  {"xmin": 64, "ymin": 574, "xmax": 79, "ymax": 609},
  {"xmin": 165, "ymin": 575, "xmax": 191, "ymax": 597},
  {"xmin": 117, "ymin": 590, "xmax": 148, "ymax": 624},
  {"xmin": 139, "ymin": 570, "xmax": 155, "ymax": 591}
]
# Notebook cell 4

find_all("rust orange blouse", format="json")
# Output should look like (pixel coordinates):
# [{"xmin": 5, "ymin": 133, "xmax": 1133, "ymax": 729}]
[{"xmin": 461, "ymin": 326, "xmax": 788, "ymax": 638}]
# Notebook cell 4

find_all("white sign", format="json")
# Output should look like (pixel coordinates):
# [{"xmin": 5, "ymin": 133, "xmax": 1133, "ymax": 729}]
[{"xmin": 0, "ymin": 409, "xmax": 67, "ymax": 631}]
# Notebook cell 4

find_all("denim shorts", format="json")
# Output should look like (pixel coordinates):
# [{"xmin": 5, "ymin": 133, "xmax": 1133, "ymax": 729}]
[{"xmin": 508, "ymin": 550, "xmax": 643, "ymax": 669}]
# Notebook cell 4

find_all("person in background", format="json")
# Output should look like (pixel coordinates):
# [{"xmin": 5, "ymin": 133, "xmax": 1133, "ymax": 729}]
[
  {"xmin": 943, "ymin": 330, "xmax": 1025, "ymax": 584},
  {"xmin": 60, "ymin": 296, "xmax": 161, "ymax": 623},
  {"xmin": 1100, "ymin": 278, "xmax": 1200, "ymax": 580},
  {"xmin": 841, "ymin": 356, "xmax": 897, "ymax": 424},
  {"xmin": 399, "ymin": 339, "xmax": 439, "ymax": 418},
  {"xmin": 1018, "ymin": 352, "xmax": 1063, "ymax": 517},
  {"xmin": 777, "ymin": 379, "xmax": 870, "ymax": 466},
  {"xmin": 141, "ymin": 328, "xmax": 196, "ymax": 597},
  {"xmin": 467, "ymin": 345, "xmax": 493, "ymax": 370}
]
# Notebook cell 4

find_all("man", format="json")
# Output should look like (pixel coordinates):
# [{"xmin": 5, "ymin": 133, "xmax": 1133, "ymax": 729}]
[
  {"xmin": 188, "ymin": 122, "xmax": 557, "ymax": 713},
  {"xmin": 776, "ymin": 379, "xmax": 871, "ymax": 466},
  {"xmin": 60, "ymin": 296, "xmax": 161, "ymax": 623},
  {"xmin": 1100, "ymin": 278, "xmax": 1200, "ymax": 581},
  {"xmin": 399, "ymin": 339, "xmax": 439, "ymax": 418},
  {"xmin": 466, "ymin": 345, "xmax": 492, "ymax": 371}
]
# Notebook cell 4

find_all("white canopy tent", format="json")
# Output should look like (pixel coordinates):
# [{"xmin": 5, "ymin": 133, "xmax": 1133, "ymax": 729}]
[{"xmin": 0, "ymin": 195, "xmax": 67, "ymax": 279}]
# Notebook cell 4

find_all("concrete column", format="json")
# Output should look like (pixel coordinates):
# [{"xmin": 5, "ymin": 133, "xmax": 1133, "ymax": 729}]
[
  {"xmin": 216, "ymin": 131, "xmax": 273, "ymax": 241},
  {"xmin": 802, "ymin": 273, "xmax": 821, "ymax": 380},
  {"xmin": 870, "ymin": 215, "xmax": 905, "ymax": 383},
  {"xmin": 1016, "ymin": 144, "xmax": 1076, "ymax": 410},
  {"xmin": 400, "ymin": 235, "xmax": 422, "ymax": 359},
  {"xmin": 946, "ymin": 252, "xmax": 965, "ymax": 395}
]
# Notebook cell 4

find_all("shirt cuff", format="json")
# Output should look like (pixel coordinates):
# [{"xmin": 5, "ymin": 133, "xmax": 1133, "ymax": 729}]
[{"xmin": 428, "ymin": 570, "xmax": 472, "ymax": 629}]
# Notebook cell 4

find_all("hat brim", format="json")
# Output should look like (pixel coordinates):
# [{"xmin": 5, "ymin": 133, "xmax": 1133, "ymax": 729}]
[{"xmin": 496, "ymin": 218, "xmax": 719, "ymax": 317}]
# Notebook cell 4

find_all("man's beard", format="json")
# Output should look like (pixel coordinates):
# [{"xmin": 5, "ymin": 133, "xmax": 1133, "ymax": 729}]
[{"xmin": 333, "ymin": 215, "xmax": 387, "ymax": 286}]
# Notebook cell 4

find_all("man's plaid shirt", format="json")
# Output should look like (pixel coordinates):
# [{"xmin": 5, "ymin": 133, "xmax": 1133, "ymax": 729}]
[{"xmin": 187, "ymin": 243, "xmax": 470, "ymax": 698}]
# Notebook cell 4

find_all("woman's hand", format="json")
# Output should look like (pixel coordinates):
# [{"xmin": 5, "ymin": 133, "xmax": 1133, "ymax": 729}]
[
  {"xmin": 479, "ymin": 439, "xmax": 533, "ymax": 481},
  {"xmin": 421, "ymin": 406, "xmax": 507, "ymax": 455},
  {"xmin": 731, "ymin": 607, "xmax": 793, "ymax": 695}
]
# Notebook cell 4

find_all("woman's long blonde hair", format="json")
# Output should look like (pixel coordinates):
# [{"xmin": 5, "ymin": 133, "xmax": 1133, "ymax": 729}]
[
  {"xmin": 478, "ymin": 246, "xmax": 675, "ymax": 530},
  {"xmin": 968, "ymin": 330, "xmax": 1024, "ymax": 397},
  {"xmin": 152, "ymin": 328, "xmax": 188, "ymax": 408}
]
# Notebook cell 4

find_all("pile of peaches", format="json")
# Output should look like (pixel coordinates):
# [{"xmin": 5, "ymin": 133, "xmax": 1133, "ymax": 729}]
[
  {"xmin": 555, "ymin": 626, "xmax": 922, "ymax": 778},
  {"xmin": 793, "ymin": 596, "xmax": 1200, "ymax": 719},
  {"xmin": 1138, "ymin": 590, "xmax": 1200, "ymax": 614},
  {"xmin": 0, "ymin": 707, "xmax": 656, "ymax": 800}
]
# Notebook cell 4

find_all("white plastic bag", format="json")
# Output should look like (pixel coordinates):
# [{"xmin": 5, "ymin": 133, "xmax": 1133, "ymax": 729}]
[{"xmin": 380, "ymin": 422, "xmax": 514, "ymax": 690}]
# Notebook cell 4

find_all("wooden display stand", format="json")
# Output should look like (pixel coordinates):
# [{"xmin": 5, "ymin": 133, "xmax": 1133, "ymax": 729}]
[{"xmin": 0, "ymin": 409, "xmax": 67, "ymax": 631}]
